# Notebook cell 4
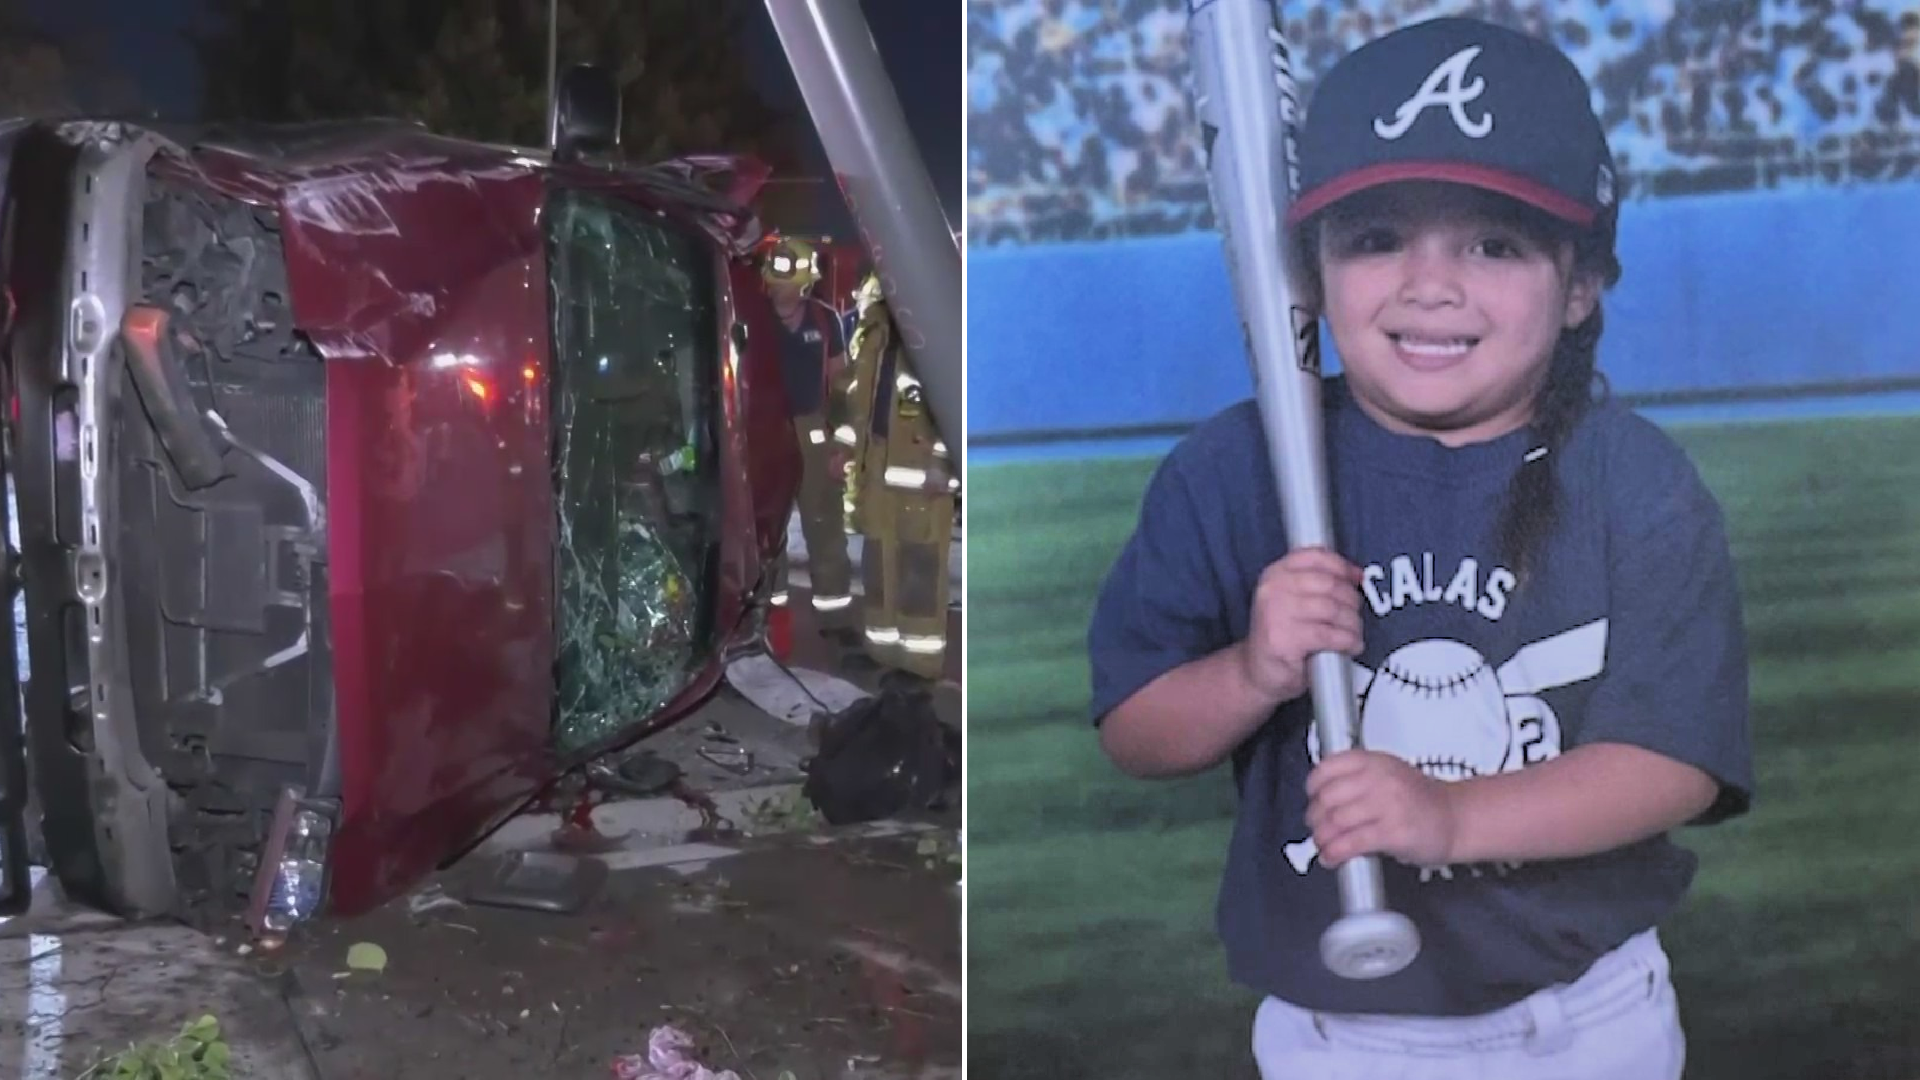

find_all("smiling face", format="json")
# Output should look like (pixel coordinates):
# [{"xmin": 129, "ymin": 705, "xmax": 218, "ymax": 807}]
[{"xmin": 1312, "ymin": 183, "xmax": 1601, "ymax": 447}]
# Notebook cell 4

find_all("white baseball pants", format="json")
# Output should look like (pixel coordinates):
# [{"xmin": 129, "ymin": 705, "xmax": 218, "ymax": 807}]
[{"xmin": 1252, "ymin": 929, "xmax": 1685, "ymax": 1080}]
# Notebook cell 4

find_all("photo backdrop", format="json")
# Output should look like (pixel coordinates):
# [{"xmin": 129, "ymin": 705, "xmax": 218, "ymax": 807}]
[{"xmin": 968, "ymin": 0, "xmax": 1920, "ymax": 446}]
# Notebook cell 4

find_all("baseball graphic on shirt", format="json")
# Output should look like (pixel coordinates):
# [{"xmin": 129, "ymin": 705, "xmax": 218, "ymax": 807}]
[
  {"xmin": 1287, "ymin": 619, "xmax": 1610, "ymax": 875},
  {"xmin": 1349, "ymin": 639, "xmax": 1514, "ymax": 778}
]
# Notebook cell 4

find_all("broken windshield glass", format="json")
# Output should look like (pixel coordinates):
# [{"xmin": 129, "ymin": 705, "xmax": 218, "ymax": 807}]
[{"xmin": 546, "ymin": 190, "xmax": 720, "ymax": 754}]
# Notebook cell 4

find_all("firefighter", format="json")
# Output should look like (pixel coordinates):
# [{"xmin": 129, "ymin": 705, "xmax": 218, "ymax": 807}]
[
  {"xmin": 831, "ymin": 272, "xmax": 955, "ymax": 683},
  {"xmin": 762, "ymin": 236, "xmax": 856, "ymax": 635}
]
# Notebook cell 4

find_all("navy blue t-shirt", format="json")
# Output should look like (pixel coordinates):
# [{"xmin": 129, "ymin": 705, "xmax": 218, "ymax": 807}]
[
  {"xmin": 1087, "ymin": 378, "xmax": 1754, "ymax": 1017},
  {"xmin": 776, "ymin": 299, "xmax": 842, "ymax": 417}
]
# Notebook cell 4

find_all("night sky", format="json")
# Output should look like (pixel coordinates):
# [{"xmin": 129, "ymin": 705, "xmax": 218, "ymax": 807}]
[
  {"xmin": 20, "ymin": 0, "xmax": 962, "ymax": 227},
  {"xmin": 24, "ymin": 0, "xmax": 201, "ymax": 116},
  {"xmin": 742, "ymin": 0, "xmax": 963, "ymax": 230}
]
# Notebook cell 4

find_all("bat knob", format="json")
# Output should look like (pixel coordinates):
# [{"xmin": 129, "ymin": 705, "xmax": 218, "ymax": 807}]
[{"xmin": 1320, "ymin": 910, "xmax": 1421, "ymax": 981}]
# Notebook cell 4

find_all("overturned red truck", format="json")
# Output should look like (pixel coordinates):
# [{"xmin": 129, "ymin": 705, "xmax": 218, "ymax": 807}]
[{"xmin": 0, "ymin": 104, "xmax": 812, "ymax": 929}]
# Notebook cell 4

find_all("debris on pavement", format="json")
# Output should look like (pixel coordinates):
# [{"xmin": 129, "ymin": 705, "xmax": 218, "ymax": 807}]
[
  {"xmin": 696, "ymin": 743, "xmax": 755, "ymax": 775},
  {"xmin": 550, "ymin": 803, "xmax": 628, "ymax": 855},
  {"xmin": 545, "ymin": 771, "xmax": 632, "ymax": 853},
  {"xmin": 589, "ymin": 748, "xmax": 685, "ymax": 797},
  {"xmin": 609, "ymin": 1024, "xmax": 743, "ymax": 1080},
  {"xmin": 78, "ymin": 1014, "xmax": 232, "ymax": 1080},
  {"xmin": 467, "ymin": 850, "xmax": 610, "ymax": 914},
  {"xmin": 916, "ymin": 834, "xmax": 962, "ymax": 872},
  {"xmin": 345, "ymin": 941, "xmax": 388, "ymax": 974},
  {"xmin": 744, "ymin": 786, "xmax": 825, "ymax": 835},
  {"xmin": 803, "ymin": 688, "xmax": 961, "ymax": 826},
  {"xmin": 255, "ymin": 829, "xmax": 959, "ymax": 1078},
  {"xmin": 725, "ymin": 652, "xmax": 870, "ymax": 727},
  {"xmin": 668, "ymin": 778, "xmax": 739, "ymax": 838},
  {"xmin": 406, "ymin": 883, "xmax": 466, "ymax": 919}
]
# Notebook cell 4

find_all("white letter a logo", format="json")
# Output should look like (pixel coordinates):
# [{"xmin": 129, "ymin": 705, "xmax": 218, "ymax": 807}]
[{"xmin": 1374, "ymin": 46, "xmax": 1494, "ymax": 140}]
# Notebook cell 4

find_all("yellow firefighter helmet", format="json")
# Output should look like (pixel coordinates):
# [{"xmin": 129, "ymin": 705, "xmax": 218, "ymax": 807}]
[{"xmin": 761, "ymin": 236, "xmax": 823, "ymax": 288}]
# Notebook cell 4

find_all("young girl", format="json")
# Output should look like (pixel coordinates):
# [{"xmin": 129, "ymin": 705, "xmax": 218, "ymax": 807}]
[{"xmin": 1087, "ymin": 16, "xmax": 1753, "ymax": 1079}]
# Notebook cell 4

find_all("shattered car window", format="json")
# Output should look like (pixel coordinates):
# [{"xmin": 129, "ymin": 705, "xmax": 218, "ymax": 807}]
[{"xmin": 546, "ymin": 191, "xmax": 720, "ymax": 753}]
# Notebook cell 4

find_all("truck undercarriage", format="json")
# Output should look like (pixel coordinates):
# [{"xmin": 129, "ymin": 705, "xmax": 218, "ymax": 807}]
[{"xmin": 10, "ymin": 129, "xmax": 334, "ymax": 923}]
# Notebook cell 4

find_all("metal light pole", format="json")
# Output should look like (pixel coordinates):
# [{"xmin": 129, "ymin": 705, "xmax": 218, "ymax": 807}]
[
  {"xmin": 763, "ymin": 0, "xmax": 961, "ymax": 473},
  {"xmin": 545, "ymin": 0, "xmax": 560, "ymax": 149}
]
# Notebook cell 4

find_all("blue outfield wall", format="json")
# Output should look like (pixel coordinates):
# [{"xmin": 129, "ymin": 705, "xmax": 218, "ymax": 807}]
[{"xmin": 967, "ymin": 183, "xmax": 1920, "ymax": 444}]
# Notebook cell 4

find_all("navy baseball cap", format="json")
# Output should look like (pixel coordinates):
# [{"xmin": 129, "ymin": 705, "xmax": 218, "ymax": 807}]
[{"xmin": 1287, "ymin": 17, "xmax": 1616, "ymax": 229}]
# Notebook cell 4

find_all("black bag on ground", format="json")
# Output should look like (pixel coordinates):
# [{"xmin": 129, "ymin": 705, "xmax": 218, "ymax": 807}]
[{"xmin": 803, "ymin": 688, "xmax": 958, "ymax": 826}]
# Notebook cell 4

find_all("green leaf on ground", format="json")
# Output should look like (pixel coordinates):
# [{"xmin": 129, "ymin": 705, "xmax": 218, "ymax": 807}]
[{"xmin": 346, "ymin": 941, "xmax": 389, "ymax": 973}]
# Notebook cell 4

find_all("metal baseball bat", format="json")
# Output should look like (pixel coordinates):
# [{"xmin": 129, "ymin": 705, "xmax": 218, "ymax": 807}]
[{"xmin": 1186, "ymin": 0, "xmax": 1420, "ymax": 981}]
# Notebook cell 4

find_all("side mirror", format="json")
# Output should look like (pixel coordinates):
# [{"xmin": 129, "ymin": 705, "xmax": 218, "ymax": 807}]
[{"xmin": 551, "ymin": 64, "xmax": 620, "ymax": 164}]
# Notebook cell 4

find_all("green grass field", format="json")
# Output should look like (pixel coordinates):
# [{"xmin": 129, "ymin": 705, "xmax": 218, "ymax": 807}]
[{"xmin": 967, "ymin": 412, "xmax": 1920, "ymax": 1080}]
